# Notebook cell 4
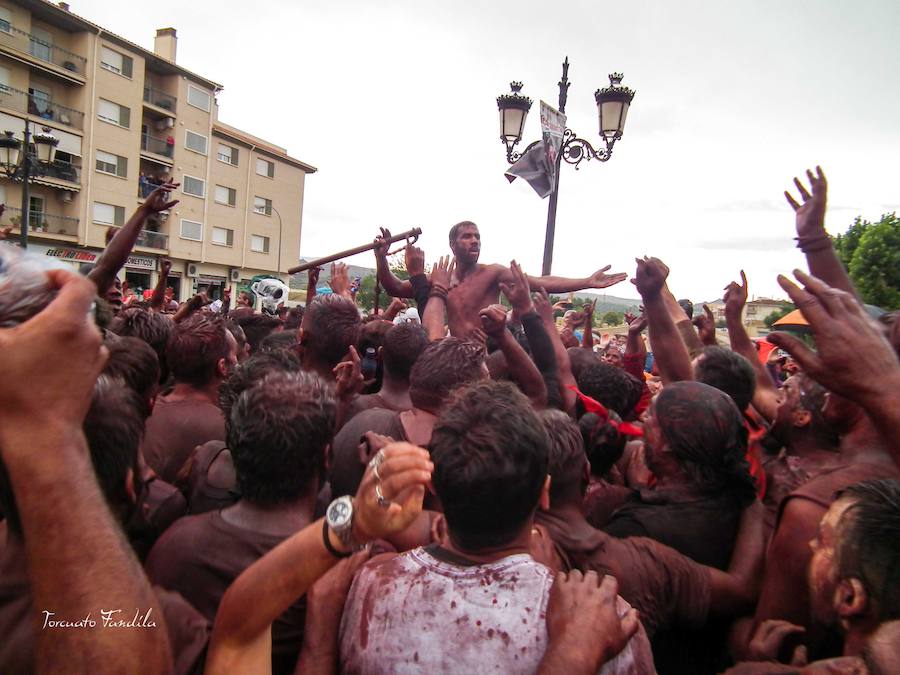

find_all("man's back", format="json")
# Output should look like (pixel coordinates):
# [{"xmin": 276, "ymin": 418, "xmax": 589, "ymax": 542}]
[
  {"xmin": 339, "ymin": 546, "xmax": 651, "ymax": 674},
  {"xmin": 143, "ymin": 396, "xmax": 225, "ymax": 482}
]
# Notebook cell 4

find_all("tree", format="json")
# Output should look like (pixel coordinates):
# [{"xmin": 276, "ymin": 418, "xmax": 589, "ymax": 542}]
[
  {"xmin": 601, "ymin": 311, "xmax": 624, "ymax": 327},
  {"xmin": 832, "ymin": 213, "xmax": 900, "ymax": 309}
]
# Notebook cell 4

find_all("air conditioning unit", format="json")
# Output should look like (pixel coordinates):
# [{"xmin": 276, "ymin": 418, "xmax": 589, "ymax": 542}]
[
  {"xmin": 186, "ymin": 262, "xmax": 199, "ymax": 278},
  {"xmin": 229, "ymin": 268, "xmax": 241, "ymax": 282},
  {"xmin": 57, "ymin": 191, "xmax": 73, "ymax": 203}
]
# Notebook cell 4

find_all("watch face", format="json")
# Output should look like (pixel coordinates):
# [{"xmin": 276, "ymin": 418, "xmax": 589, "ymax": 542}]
[{"xmin": 328, "ymin": 499, "xmax": 351, "ymax": 527}]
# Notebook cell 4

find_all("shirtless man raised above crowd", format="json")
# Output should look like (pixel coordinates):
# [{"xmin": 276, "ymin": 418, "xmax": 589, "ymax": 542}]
[{"xmin": 375, "ymin": 221, "xmax": 627, "ymax": 338}]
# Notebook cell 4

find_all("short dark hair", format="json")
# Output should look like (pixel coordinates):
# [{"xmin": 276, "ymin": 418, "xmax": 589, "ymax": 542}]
[
  {"xmin": 409, "ymin": 337, "xmax": 486, "ymax": 411},
  {"xmin": 694, "ymin": 346, "xmax": 756, "ymax": 412},
  {"xmin": 430, "ymin": 380, "xmax": 549, "ymax": 551},
  {"xmin": 540, "ymin": 409, "xmax": 588, "ymax": 503},
  {"xmin": 283, "ymin": 305, "xmax": 304, "ymax": 330},
  {"xmin": 382, "ymin": 322, "xmax": 429, "ymax": 380},
  {"xmin": 109, "ymin": 307, "xmax": 173, "ymax": 382},
  {"xmin": 220, "ymin": 349, "xmax": 302, "ymax": 424},
  {"xmin": 166, "ymin": 314, "xmax": 232, "ymax": 387},
  {"xmin": 235, "ymin": 313, "xmax": 283, "ymax": 353},
  {"xmin": 227, "ymin": 371, "xmax": 336, "ymax": 506},
  {"xmin": 575, "ymin": 362, "xmax": 643, "ymax": 419},
  {"xmin": 103, "ymin": 337, "xmax": 160, "ymax": 417},
  {"xmin": 258, "ymin": 330, "xmax": 300, "ymax": 354},
  {"xmin": 835, "ymin": 479, "xmax": 900, "ymax": 621},
  {"xmin": 302, "ymin": 295, "xmax": 361, "ymax": 368},
  {"xmin": 448, "ymin": 220, "xmax": 477, "ymax": 245},
  {"xmin": 677, "ymin": 299, "xmax": 694, "ymax": 319},
  {"xmin": 655, "ymin": 381, "xmax": 756, "ymax": 507},
  {"xmin": 794, "ymin": 373, "xmax": 839, "ymax": 446},
  {"xmin": 567, "ymin": 347, "xmax": 601, "ymax": 381}
]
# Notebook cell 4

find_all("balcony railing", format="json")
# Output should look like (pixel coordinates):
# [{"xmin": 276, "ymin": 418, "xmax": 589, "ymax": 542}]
[
  {"xmin": 0, "ymin": 24, "xmax": 87, "ymax": 75},
  {"xmin": 136, "ymin": 229, "xmax": 169, "ymax": 250},
  {"xmin": 0, "ymin": 84, "xmax": 84, "ymax": 130},
  {"xmin": 4, "ymin": 155, "xmax": 80, "ymax": 183},
  {"xmin": 2, "ymin": 205, "xmax": 79, "ymax": 236},
  {"xmin": 141, "ymin": 133, "xmax": 173, "ymax": 158},
  {"xmin": 143, "ymin": 86, "xmax": 177, "ymax": 112}
]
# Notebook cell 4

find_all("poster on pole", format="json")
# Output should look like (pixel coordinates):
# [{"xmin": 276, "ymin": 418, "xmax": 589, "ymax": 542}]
[{"xmin": 540, "ymin": 100, "xmax": 566, "ymax": 191}]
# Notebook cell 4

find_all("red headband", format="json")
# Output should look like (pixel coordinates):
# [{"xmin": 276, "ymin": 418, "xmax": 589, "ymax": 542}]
[{"xmin": 566, "ymin": 385, "xmax": 644, "ymax": 437}]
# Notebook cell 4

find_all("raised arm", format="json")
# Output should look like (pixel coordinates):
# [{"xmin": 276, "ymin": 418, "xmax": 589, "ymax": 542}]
[
  {"xmin": 306, "ymin": 266, "xmax": 321, "ymax": 308},
  {"xmin": 480, "ymin": 303, "xmax": 548, "ymax": 409},
  {"xmin": 534, "ymin": 288, "xmax": 578, "ymax": 414},
  {"xmin": 768, "ymin": 270, "xmax": 900, "ymax": 462},
  {"xmin": 521, "ymin": 264, "xmax": 627, "ymax": 295},
  {"xmin": 0, "ymin": 271, "xmax": 172, "ymax": 674},
  {"xmin": 148, "ymin": 258, "xmax": 171, "ymax": 312},
  {"xmin": 785, "ymin": 167, "xmax": 860, "ymax": 301},
  {"xmin": 89, "ymin": 182, "xmax": 179, "ymax": 295},
  {"xmin": 206, "ymin": 443, "xmax": 433, "ymax": 674},
  {"xmin": 632, "ymin": 257, "xmax": 693, "ymax": 384},
  {"xmin": 724, "ymin": 271, "xmax": 778, "ymax": 421},
  {"xmin": 422, "ymin": 255, "xmax": 453, "ymax": 341},
  {"xmin": 581, "ymin": 300, "xmax": 596, "ymax": 350},
  {"xmin": 374, "ymin": 227, "xmax": 415, "ymax": 299}
]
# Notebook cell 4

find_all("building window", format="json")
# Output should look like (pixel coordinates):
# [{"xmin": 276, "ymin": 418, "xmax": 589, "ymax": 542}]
[
  {"xmin": 185, "ymin": 130, "xmax": 208, "ymax": 155},
  {"xmin": 217, "ymin": 143, "xmax": 238, "ymax": 165},
  {"xmin": 180, "ymin": 219, "xmax": 203, "ymax": 241},
  {"xmin": 251, "ymin": 235, "xmax": 270, "ymax": 253},
  {"xmin": 214, "ymin": 184, "xmax": 236, "ymax": 206},
  {"xmin": 211, "ymin": 227, "xmax": 234, "ymax": 247},
  {"xmin": 95, "ymin": 150, "xmax": 127, "ymax": 177},
  {"xmin": 256, "ymin": 158, "xmax": 274, "ymax": 178},
  {"xmin": 0, "ymin": 8, "xmax": 11, "ymax": 33},
  {"xmin": 93, "ymin": 202, "xmax": 125, "ymax": 226},
  {"xmin": 187, "ymin": 85, "xmax": 211, "ymax": 112},
  {"xmin": 182, "ymin": 175, "xmax": 205, "ymax": 198},
  {"xmin": 253, "ymin": 196, "xmax": 272, "ymax": 216},
  {"xmin": 100, "ymin": 46, "xmax": 133, "ymax": 78},
  {"xmin": 97, "ymin": 98, "xmax": 130, "ymax": 128}
]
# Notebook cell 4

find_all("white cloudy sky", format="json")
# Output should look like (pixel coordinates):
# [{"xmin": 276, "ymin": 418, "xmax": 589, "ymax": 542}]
[{"xmin": 75, "ymin": 0, "xmax": 899, "ymax": 301}]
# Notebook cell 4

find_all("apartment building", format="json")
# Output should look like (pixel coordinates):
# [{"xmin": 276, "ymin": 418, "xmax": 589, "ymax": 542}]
[{"xmin": 0, "ymin": 0, "xmax": 315, "ymax": 300}]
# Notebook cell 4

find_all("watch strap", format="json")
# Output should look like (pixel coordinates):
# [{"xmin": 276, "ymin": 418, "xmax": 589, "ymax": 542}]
[{"xmin": 322, "ymin": 519, "xmax": 352, "ymax": 559}]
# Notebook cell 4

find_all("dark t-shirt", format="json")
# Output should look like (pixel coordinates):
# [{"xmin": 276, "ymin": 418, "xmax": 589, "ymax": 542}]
[
  {"xmin": 176, "ymin": 441, "xmax": 240, "ymax": 515},
  {"xmin": 144, "ymin": 510, "xmax": 305, "ymax": 675},
  {"xmin": 143, "ymin": 397, "xmax": 226, "ymax": 483},
  {"xmin": 329, "ymin": 408, "xmax": 405, "ymax": 498},
  {"xmin": 604, "ymin": 488, "xmax": 742, "ymax": 569}
]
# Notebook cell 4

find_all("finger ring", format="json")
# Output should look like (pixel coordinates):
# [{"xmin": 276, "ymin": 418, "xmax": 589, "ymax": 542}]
[
  {"xmin": 372, "ymin": 463, "xmax": 382, "ymax": 482},
  {"xmin": 368, "ymin": 449, "xmax": 385, "ymax": 470},
  {"xmin": 375, "ymin": 484, "xmax": 391, "ymax": 509}
]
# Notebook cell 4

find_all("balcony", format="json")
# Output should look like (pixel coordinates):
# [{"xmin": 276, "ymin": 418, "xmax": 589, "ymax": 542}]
[
  {"xmin": 143, "ymin": 85, "xmax": 176, "ymax": 116},
  {"xmin": 136, "ymin": 229, "xmax": 169, "ymax": 250},
  {"xmin": 0, "ymin": 85, "xmax": 84, "ymax": 130},
  {"xmin": 141, "ymin": 133, "xmax": 173, "ymax": 159},
  {"xmin": 0, "ymin": 25, "xmax": 87, "ymax": 84},
  {"xmin": 2, "ymin": 205, "xmax": 79, "ymax": 236},
  {"xmin": 2, "ymin": 155, "xmax": 80, "ymax": 186}
]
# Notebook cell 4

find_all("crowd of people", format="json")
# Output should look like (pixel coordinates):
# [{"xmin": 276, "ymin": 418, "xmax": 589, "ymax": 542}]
[{"xmin": 0, "ymin": 166, "xmax": 898, "ymax": 675}]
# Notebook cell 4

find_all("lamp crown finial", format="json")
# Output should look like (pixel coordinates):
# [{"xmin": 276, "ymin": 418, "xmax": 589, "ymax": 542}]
[
  {"xmin": 510, "ymin": 81, "xmax": 524, "ymax": 93},
  {"xmin": 609, "ymin": 73, "xmax": 624, "ymax": 86}
]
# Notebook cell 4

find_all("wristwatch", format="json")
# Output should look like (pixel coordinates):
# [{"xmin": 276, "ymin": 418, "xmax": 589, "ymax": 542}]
[{"xmin": 324, "ymin": 495, "xmax": 356, "ymax": 558}]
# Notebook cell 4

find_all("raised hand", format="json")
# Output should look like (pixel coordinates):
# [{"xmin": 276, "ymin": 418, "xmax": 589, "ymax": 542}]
[
  {"xmin": 631, "ymin": 256, "xmax": 670, "ymax": 299},
  {"xmin": 692, "ymin": 303, "xmax": 717, "ymax": 346},
  {"xmin": 160, "ymin": 258, "xmax": 172, "ymax": 277},
  {"xmin": 588, "ymin": 265, "xmax": 628, "ymax": 290},
  {"xmin": 533, "ymin": 287, "xmax": 555, "ymax": 324},
  {"xmin": 626, "ymin": 311, "xmax": 648, "ymax": 336},
  {"xmin": 143, "ymin": 181, "xmax": 179, "ymax": 213},
  {"xmin": 429, "ymin": 255, "xmax": 455, "ymax": 291},
  {"xmin": 499, "ymin": 260, "xmax": 535, "ymax": 316},
  {"xmin": 724, "ymin": 270, "xmax": 749, "ymax": 314},
  {"xmin": 329, "ymin": 262, "xmax": 352, "ymax": 298},
  {"xmin": 333, "ymin": 346, "xmax": 364, "ymax": 400},
  {"xmin": 479, "ymin": 304, "xmax": 509, "ymax": 339},
  {"xmin": 583, "ymin": 299, "xmax": 597, "ymax": 327},
  {"xmin": 352, "ymin": 442, "xmax": 433, "ymax": 541},
  {"xmin": 405, "ymin": 245, "xmax": 426, "ymax": 277},
  {"xmin": 374, "ymin": 227, "xmax": 393, "ymax": 257},
  {"xmin": 308, "ymin": 266, "xmax": 322, "ymax": 289},
  {"xmin": 785, "ymin": 166, "xmax": 827, "ymax": 237},
  {"xmin": 541, "ymin": 572, "xmax": 640, "ymax": 675},
  {"xmin": 768, "ymin": 270, "xmax": 898, "ymax": 401}
]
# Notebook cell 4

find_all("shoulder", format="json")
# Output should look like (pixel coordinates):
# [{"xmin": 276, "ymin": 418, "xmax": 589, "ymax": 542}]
[{"xmin": 146, "ymin": 513, "xmax": 216, "ymax": 567}]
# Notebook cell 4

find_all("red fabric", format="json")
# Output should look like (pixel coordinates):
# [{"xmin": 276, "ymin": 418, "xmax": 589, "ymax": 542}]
[
  {"xmin": 566, "ymin": 385, "xmax": 644, "ymax": 437},
  {"xmin": 756, "ymin": 339, "xmax": 776, "ymax": 366},
  {"xmin": 623, "ymin": 353, "xmax": 652, "ymax": 416},
  {"xmin": 743, "ymin": 408, "xmax": 769, "ymax": 499}
]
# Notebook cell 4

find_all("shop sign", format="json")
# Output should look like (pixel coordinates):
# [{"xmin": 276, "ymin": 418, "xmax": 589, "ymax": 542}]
[{"xmin": 125, "ymin": 255, "xmax": 156, "ymax": 270}]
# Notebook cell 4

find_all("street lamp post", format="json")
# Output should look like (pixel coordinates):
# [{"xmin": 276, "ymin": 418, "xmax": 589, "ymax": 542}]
[
  {"xmin": 497, "ymin": 58, "xmax": 635, "ymax": 275},
  {"xmin": 0, "ymin": 121, "xmax": 60, "ymax": 250}
]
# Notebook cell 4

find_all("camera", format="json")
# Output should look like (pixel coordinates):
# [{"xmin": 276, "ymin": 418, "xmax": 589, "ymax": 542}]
[{"xmin": 250, "ymin": 277, "xmax": 290, "ymax": 315}]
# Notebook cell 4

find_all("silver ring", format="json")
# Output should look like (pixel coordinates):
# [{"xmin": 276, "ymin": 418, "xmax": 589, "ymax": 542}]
[
  {"xmin": 372, "ymin": 462, "xmax": 382, "ymax": 482},
  {"xmin": 368, "ymin": 449, "xmax": 385, "ymax": 470},
  {"xmin": 375, "ymin": 484, "xmax": 391, "ymax": 509}
]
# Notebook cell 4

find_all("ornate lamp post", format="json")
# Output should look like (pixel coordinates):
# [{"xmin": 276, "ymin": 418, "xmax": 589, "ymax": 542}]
[
  {"xmin": 0, "ymin": 122, "xmax": 60, "ymax": 249},
  {"xmin": 497, "ymin": 58, "xmax": 635, "ymax": 275}
]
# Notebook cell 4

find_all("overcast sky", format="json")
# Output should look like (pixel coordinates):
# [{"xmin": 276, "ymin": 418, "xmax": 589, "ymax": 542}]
[{"xmin": 74, "ymin": 0, "xmax": 899, "ymax": 301}]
